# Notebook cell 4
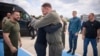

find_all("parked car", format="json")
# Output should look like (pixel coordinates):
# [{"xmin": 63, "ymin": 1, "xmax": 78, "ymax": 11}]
[{"xmin": 0, "ymin": 2, "xmax": 34, "ymax": 39}]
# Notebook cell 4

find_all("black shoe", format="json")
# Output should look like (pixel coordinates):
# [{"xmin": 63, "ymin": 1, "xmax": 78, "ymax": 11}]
[
  {"xmin": 72, "ymin": 51, "xmax": 75, "ymax": 55},
  {"xmin": 67, "ymin": 50, "xmax": 71, "ymax": 53},
  {"xmin": 31, "ymin": 37, "xmax": 35, "ymax": 40},
  {"xmin": 31, "ymin": 35, "xmax": 36, "ymax": 40},
  {"xmin": 31, "ymin": 38, "xmax": 34, "ymax": 40}
]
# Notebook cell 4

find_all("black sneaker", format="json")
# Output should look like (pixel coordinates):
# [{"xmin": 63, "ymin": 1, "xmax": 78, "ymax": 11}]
[{"xmin": 67, "ymin": 50, "xmax": 71, "ymax": 53}]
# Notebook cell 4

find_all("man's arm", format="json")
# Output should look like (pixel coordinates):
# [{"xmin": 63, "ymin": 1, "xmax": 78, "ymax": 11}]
[
  {"xmin": 64, "ymin": 21, "xmax": 67, "ymax": 33},
  {"xmin": 44, "ymin": 23, "xmax": 62, "ymax": 33},
  {"xmin": 2, "ymin": 23, "xmax": 17, "ymax": 53},
  {"xmin": 18, "ymin": 32, "xmax": 22, "ymax": 47},
  {"xmin": 97, "ymin": 29, "xmax": 100, "ymax": 38},
  {"xmin": 3, "ymin": 33, "xmax": 14, "ymax": 49},
  {"xmin": 82, "ymin": 27, "xmax": 86, "ymax": 40},
  {"xmin": 68, "ymin": 20, "xmax": 71, "ymax": 32},
  {"xmin": 97, "ymin": 29, "xmax": 100, "ymax": 42},
  {"xmin": 3, "ymin": 33, "xmax": 17, "ymax": 53},
  {"xmin": 81, "ymin": 22, "xmax": 86, "ymax": 40},
  {"xmin": 97, "ymin": 22, "xmax": 100, "ymax": 42},
  {"xmin": 76, "ymin": 19, "xmax": 81, "ymax": 33},
  {"xmin": 31, "ymin": 12, "xmax": 57, "ymax": 29},
  {"xmin": 75, "ymin": 19, "xmax": 81, "ymax": 36}
]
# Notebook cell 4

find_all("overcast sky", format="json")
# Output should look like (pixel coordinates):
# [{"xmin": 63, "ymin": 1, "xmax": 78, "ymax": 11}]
[{"xmin": 0, "ymin": 0, "xmax": 100, "ymax": 18}]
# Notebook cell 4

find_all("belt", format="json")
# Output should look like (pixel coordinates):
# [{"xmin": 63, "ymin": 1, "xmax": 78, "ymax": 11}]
[{"xmin": 48, "ymin": 42, "xmax": 62, "ymax": 46}]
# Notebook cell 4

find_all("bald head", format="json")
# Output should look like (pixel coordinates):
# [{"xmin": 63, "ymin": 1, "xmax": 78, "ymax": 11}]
[{"xmin": 88, "ymin": 13, "xmax": 95, "ymax": 21}]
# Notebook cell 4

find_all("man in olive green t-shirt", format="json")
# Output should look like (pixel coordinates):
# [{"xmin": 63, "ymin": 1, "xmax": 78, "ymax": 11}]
[{"xmin": 2, "ymin": 11, "xmax": 22, "ymax": 56}]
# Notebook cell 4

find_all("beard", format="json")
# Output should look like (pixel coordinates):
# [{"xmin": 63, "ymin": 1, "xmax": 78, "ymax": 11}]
[{"xmin": 14, "ymin": 18, "xmax": 20, "ymax": 21}]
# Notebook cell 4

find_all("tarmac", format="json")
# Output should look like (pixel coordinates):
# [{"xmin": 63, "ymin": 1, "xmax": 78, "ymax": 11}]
[{"xmin": 21, "ymin": 32, "xmax": 100, "ymax": 56}]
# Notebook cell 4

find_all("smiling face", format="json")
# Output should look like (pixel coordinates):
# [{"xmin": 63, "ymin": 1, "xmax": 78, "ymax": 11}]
[
  {"xmin": 42, "ymin": 7, "xmax": 51, "ymax": 15},
  {"xmin": 42, "ymin": 7, "xmax": 48, "ymax": 15},
  {"xmin": 41, "ymin": 3, "xmax": 52, "ymax": 16},
  {"xmin": 11, "ymin": 11, "xmax": 20, "ymax": 21}
]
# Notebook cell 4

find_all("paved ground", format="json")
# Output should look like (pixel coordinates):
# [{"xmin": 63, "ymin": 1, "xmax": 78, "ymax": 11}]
[{"xmin": 21, "ymin": 32, "xmax": 100, "ymax": 56}]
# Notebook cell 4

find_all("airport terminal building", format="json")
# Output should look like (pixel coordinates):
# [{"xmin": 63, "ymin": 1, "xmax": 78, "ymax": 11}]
[{"xmin": 81, "ymin": 14, "xmax": 100, "ymax": 22}]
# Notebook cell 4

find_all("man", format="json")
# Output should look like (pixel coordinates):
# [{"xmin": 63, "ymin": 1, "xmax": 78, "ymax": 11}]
[
  {"xmin": 31, "ymin": 3, "xmax": 63, "ymax": 56},
  {"xmin": 80, "ymin": 16, "xmax": 84, "ymax": 33},
  {"xmin": 34, "ymin": 26, "xmax": 47, "ymax": 56},
  {"xmin": 2, "ymin": 12, "xmax": 11, "ymax": 24},
  {"xmin": 67, "ymin": 11, "xmax": 81, "ymax": 55},
  {"xmin": 60, "ymin": 15, "xmax": 67, "ymax": 48},
  {"xmin": 81, "ymin": 16, "xmax": 84, "ymax": 27},
  {"xmin": 35, "ymin": 23, "xmax": 62, "ymax": 56},
  {"xmin": 2, "ymin": 11, "xmax": 22, "ymax": 56},
  {"xmin": 28, "ymin": 15, "xmax": 37, "ymax": 39},
  {"xmin": 82, "ymin": 13, "xmax": 100, "ymax": 56},
  {"xmin": 34, "ymin": 15, "xmax": 62, "ymax": 56}
]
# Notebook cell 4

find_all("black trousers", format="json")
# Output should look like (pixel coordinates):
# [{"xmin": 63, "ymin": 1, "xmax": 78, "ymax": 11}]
[
  {"xmin": 4, "ymin": 47, "xmax": 18, "ymax": 56},
  {"xmin": 35, "ymin": 43, "xmax": 47, "ymax": 56},
  {"xmin": 4, "ymin": 42, "xmax": 18, "ymax": 56},
  {"xmin": 29, "ymin": 27, "xmax": 37, "ymax": 39}
]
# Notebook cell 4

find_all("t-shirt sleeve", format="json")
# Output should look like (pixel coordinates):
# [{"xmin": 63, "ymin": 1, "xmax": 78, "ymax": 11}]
[{"xmin": 2, "ymin": 23, "xmax": 12, "ymax": 33}]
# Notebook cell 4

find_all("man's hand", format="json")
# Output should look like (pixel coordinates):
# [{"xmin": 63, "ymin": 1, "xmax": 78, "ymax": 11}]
[
  {"xmin": 19, "ymin": 41, "xmax": 22, "ymax": 47},
  {"xmin": 97, "ymin": 37, "xmax": 100, "ymax": 43},
  {"xmin": 10, "ymin": 46, "xmax": 17, "ymax": 53},
  {"xmin": 30, "ymin": 19, "xmax": 37, "ymax": 27},
  {"xmin": 64, "ymin": 32, "xmax": 66, "ymax": 34},
  {"xmin": 82, "ymin": 35, "xmax": 85, "ymax": 40},
  {"xmin": 18, "ymin": 33, "xmax": 22, "ymax": 47}
]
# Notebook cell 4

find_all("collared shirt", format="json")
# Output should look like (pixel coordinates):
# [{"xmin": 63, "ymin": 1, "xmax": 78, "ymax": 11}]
[{"xmin": 68, "ymin": 17, "xmax": 81, "ymax": 34}]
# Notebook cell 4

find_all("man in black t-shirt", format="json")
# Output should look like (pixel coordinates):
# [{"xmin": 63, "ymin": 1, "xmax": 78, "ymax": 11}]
[{"xmin": 82, "ymin": 13, "xmax": 100, "ymax": 56}]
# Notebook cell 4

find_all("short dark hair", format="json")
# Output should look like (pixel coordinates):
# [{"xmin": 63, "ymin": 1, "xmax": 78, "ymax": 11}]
[
  {"xmin": 90, "ymin": 13, "xmax": 95, "ymax": 16},
  {"xmin": 11, "ymin": 10, "xmax": 20, "ymax": 15},
  {"xmin": 42, "ymin": 3, "xmax": 52, "ymax": 8}
]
